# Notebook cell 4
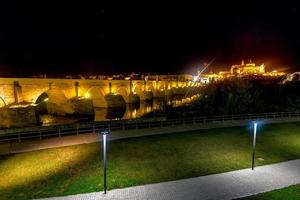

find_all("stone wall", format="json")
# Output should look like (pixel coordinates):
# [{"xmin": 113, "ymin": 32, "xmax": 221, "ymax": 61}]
[{"xmin": 0, "ymin": 106, "xmax": 38, "ymax": 128}]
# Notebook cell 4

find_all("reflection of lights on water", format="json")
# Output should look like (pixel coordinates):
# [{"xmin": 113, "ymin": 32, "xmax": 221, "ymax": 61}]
[
  {"xmin": 170, "ymin": 94, "xmax": 201, "ymax": 107},
  {"xmin": 85, "ymin": 93, "xmax": 91, "ymax": 98},
  {"xmin": 132, "ymin": 109, "xmax": 137, "ymax": 118},
  {"xmin": 41, "ymin": 94, "xmax": 202, "ymax": 124},
  {"xmin": 40, "ymin": 115, "xmax": 77, "ymax": 126},
  {"xmin": 146, "ymin": 106, "xmax": 152, "ymax": 113}
]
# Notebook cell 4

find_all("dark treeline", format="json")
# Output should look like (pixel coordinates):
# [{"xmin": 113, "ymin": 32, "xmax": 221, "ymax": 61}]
[
  {"xmin": 196, "ymin": 78, "xmax": 300, "ymax": 115},
  {"xmin": 147, "ymin": 77, "xmax": 300, "ymax": 118}
]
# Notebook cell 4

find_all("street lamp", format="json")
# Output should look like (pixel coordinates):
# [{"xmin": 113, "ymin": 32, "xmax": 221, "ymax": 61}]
[
  {"xmin": 99, "ymin": 129, "xmax": 110, "ymax": 194},
  {"xmin": 252, "ymin": 121, "xmax": 258, "ymax": 170}
]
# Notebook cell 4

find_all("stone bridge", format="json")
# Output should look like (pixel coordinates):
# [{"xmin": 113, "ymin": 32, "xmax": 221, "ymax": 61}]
[{"xmin": 0, "ymin": 78, "xmax": 201, "ymax": 112}]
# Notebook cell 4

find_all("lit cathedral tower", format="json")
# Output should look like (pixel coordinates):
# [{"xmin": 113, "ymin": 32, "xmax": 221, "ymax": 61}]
[{"xmin": 231, "ymin": 59, "xmax": 265, "ymax": 75}]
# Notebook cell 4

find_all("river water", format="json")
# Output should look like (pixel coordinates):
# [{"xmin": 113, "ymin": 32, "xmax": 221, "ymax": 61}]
[{"xmin": 40, "ymin": 95, "xmax": 200, "ymax": 126}]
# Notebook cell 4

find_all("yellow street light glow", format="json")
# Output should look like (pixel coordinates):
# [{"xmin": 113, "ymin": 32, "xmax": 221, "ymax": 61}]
[{"xmin": 85, "ymin": 93, "xmax": 91, "ymax": 98}]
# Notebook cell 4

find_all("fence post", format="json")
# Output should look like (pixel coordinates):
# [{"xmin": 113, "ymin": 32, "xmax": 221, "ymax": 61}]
[
  {"xmin": 77, "ymin": 124, "xmax": 80, "ymax": 135},
  {"xmin": 18, "ymin": 132, "xmax": 21, "ymax": 143},
  {"xmin": 92, "ymin": 124, "xmax": 95, "ymax": 134},
  {"xmin": 39, "ymin": 131, "xmax": 42, "ymax": 140},
  {"xmin": 148, "ymin": 121, "xmax": 151, "ymax": 128},
  {"xmin": 136, "ymin": 120, "xmax": 138, "ymax": 129},
  {"xmin": 122, "ymin": 121, "xmax": 125, "ymax": 130},
  {"xmin": 58, "ymin": 128, "xmax": 61, "ymax": 137}
]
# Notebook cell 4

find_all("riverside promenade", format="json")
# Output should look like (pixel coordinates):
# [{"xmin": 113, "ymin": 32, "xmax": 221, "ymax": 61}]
[
  {"xmin": 38, "ymin": 159, "xmax": 300, "ymax": 200},
  {"xmin": 1, "ymin": 116, "xmax": 300, "ymax": 155}
]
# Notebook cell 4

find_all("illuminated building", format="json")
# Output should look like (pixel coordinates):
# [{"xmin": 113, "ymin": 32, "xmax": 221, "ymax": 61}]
[
  {"xmin": 230, "ymin": 60, "xmax": 265, "ymax": 75},
  {"xmin": 198, "ymin": 72, "xmax": 224, "ymax": 83},
  {"xmin": 196, "ymin": 59, "xmax": 286, "ymax": 84}
]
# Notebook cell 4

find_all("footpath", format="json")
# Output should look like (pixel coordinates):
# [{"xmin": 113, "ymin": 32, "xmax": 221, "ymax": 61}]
[
  {"xmin": 1, "ymin": 117, "xmax": 300, "ymax": 155},
  {"xmin": 39, "ymin": 159, "xmax": 300, "ymax": 200}
]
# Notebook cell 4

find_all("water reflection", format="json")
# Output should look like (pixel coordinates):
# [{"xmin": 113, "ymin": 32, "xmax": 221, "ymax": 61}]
[{"xmin": 40, "ymin": 94, "xmax": 200, "ymax": 126}]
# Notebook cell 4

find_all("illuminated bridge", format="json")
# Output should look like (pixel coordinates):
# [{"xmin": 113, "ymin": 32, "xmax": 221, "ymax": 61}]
[{"xmin": 0, "ymin": 77, "xmax": 202, "ymax": 128}]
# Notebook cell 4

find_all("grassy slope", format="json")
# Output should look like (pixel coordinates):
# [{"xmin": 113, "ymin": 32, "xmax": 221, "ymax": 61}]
[{"xmin": 1, "ymin": 122, "xmax": 300, "ymax": 200}]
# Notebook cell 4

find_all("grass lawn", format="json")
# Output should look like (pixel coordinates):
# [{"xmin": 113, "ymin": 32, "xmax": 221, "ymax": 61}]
[
  {"xmin": 1, "ymin": 122, "xmax": 300, "ymax": 200},
  {"xmin": 239, "ymin": 184, "xmax": 300, "ymax": 200}
]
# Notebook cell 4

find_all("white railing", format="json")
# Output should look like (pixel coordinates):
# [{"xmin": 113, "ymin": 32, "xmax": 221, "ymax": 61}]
[{"xmin": 0, "ymin": 111, "xmax": 300, "ymax": 143}]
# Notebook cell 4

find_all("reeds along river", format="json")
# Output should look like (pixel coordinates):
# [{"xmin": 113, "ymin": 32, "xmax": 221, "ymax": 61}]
[{"xmin": 40, "ymin": 95, "xmax": 200, "ymax": 126}]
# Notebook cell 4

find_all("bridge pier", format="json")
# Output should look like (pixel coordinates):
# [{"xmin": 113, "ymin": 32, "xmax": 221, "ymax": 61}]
[
  {"xmin": 105, "ymin": 94, "xmax": 126, "ymax": 108},
  {"xmin": 153, "ymin": 90, "xmax": 165, "ymax": 99},
  {"xmin": 75, "ymin": 81, "xmax": 79, "ymax": 97},
  {"xmin": 13, "ymin": 81, "xmax": 22, "ymax": 103},
  {"xmin": 165, "ymin": 89, "xmax": 173, "ymax": 97},
  {"xmin": 127, "ymin": 93, "xmax": 140, "ymax": 104},
  {"xmin": 0, "ymin": 105, "xmax": 38, "ymax": 128},
  {"xmin": 140, "ymin": 91, "xmax": 153, "ymax": 101}
]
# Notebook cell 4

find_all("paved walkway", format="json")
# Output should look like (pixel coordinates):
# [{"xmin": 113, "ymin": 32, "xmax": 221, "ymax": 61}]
[
  {"xmin": 38, "ymin": 159, "xmax": 300, "ymax": 200},
  {"xmin": 1, "ymin": 117, "xmax": 300, "ymax": 155}
]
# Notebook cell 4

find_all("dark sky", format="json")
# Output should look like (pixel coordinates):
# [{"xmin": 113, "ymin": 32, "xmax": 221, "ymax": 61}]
[{"xmin": 1, "ymin": 1, "xmax": 300, "ymax": 77}]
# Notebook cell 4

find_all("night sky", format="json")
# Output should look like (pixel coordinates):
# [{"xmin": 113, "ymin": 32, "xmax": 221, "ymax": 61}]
[{"xmin": 1, "ymin": 1, "xmax": 300, "ymax": 77}]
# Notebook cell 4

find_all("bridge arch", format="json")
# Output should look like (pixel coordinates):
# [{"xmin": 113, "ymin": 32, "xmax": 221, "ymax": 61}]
[
  {"xmin": 85, "ymin": 86, "xmax": 107, "ymax": 107},
  {"xmin": 133, "ymin": 83, "xmax": 144, "ymax": 95},
  {"xmin": 35, "ymin": 92, "xmax": 49, "ymax": 104},
  {"xmin": 116, "ymin": 87, "xmax": 129, "ymax": 98},
  {"xmin": 35, "ymin": 90, "xmax": 69, "ymax": 104},
  {"xmin": 157, "ymin": 84, "xmax": 165, "ymax": 90},
  {"xmin": 35, "ymin": 89, "xmax": 74, "ymax": 115},
  {"xmin": 0, "ymin": 96, "xmax": 7, "ymax": 108},
  {"xmin": 146, "ymin": 85, "xmax": 155, "ymax": 92}
]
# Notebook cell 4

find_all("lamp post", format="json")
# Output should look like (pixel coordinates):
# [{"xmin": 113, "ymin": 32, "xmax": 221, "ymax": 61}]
[
  {"xmin": 100, "ymin": 129, "xmax": 110, "ymax": 194},
  {"xmin": 252, "ymin": 122, "xmax": 258, "ymax": 170}
]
